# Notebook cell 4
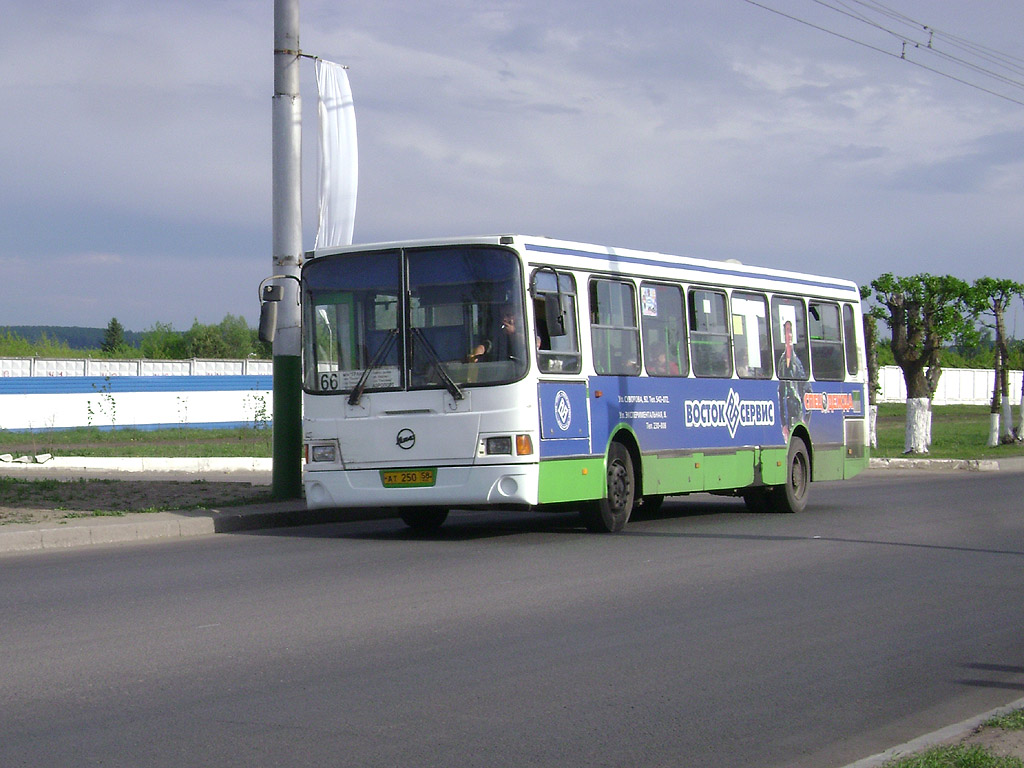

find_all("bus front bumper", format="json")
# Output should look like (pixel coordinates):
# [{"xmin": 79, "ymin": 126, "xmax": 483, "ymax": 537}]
[{"xmin": 304, "ymin": 463, "xmax": 539, "ymax": 510}]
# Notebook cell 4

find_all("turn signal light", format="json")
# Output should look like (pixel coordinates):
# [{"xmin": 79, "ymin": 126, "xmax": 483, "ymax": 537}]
[{"xmin": 516, "ymin": 434, "xmax": 534, "ymax": 456}]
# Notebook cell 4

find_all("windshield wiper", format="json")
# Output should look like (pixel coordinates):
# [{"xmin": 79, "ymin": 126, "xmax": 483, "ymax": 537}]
[
  {"xmin": 411, "ymin": 328, "xmax": 464, "ymax": 401},
  {"xmin": 348, "ymin": 328, "xmax": 399, "ymax": 406}
]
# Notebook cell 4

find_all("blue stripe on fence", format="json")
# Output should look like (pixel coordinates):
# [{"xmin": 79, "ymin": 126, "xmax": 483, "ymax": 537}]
[{"xmin": 0, "ymin": 375, "xmax": 274, "ymax": 395}]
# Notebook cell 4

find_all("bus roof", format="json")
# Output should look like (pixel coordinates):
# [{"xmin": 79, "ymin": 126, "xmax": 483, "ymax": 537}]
[{"xmin": 307, "ymin": 234, "xmax": 861, "ymax": 299}]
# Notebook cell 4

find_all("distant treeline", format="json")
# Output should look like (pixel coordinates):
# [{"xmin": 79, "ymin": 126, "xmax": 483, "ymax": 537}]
[
  {"xmin": 0, "ymin": 325, "xmax": 144, "ymax": 350},
  {"xmin": 0, "ymin": 315, "xmax": 271, "ymax": 360}
]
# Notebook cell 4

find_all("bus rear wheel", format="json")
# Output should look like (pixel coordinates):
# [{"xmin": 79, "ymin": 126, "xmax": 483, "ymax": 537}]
[
  {"xmin": 581, "ymin": 443, "xmax": 634, "ymax": 533},
  {"xmin": 770, "ymin": 438, "xmax": 810, "ymax": 514},
  {"xmin": 399, "ymin": 507, "xmax": 449, "ymax": 533}
]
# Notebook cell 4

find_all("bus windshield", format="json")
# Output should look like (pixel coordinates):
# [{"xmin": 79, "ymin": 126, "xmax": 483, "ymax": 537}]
[{"xmin": 302, "ymin": 245, "xmax": 527, "ymax": 395}]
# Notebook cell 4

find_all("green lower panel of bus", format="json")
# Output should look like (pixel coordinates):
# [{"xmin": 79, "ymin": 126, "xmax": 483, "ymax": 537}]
[
  {"xmin": 537, "ymin": 457, "xmax": 607, "ymax": 504},
  {"xmin": 537, "ymin": 443, "xmax": 870, "ymax": 506},
  {"xmin": 812, "ymin": 447, "xmax": 845, "ymax": 482},
  {"xmin": 642, "ymin": 452, "xmax": 758, "ymax": 495},
  {"xmin": 845, "ymin": 451, "xmax": 870, "ymax": 479}
]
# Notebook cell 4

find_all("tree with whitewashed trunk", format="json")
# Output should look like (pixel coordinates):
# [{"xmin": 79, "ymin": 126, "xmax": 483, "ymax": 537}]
[
  {"xmin": 868, "ymin": 273, "xmax": 973, "ymax": 454},
  {"xmin": 968, "ymin": 278, "xmax": 1024, "ymax": 446},
  {"xmin": 860, "ymin": 285, "xmax": 880, "ymax": 449}
]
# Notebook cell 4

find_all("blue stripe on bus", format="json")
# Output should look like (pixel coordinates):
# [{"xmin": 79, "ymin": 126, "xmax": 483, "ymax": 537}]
[
  {"xmin": 0, "ymin": 375, "xmax": 273, "ymax": 395},
  {"xmin": 524, "ymin": 243, "xmax": 858, "ymax": 295}
]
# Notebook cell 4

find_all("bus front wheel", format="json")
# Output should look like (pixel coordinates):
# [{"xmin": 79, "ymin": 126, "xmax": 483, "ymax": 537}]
[
  {"xmin": 770, "ymin": 438, "xmax": 810, "ymax": 514},
  {"xmin": 581, "ymin": 443, "xmax": 635, "ymax": 533},
  {"xmin": 399, "ymin": 507, "xmax": 449, "ymax": 533}
]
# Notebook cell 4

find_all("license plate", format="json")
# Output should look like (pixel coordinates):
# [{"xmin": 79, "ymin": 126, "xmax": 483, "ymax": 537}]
[{"xmin": 380, "ymin": 468, "xmax": 437, "ymax": 488}]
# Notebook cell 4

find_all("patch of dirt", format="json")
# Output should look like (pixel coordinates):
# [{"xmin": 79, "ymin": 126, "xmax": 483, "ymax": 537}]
[
  {"xmin": 0, "ymin": 478, "xmax": 272, "ymax": 526},
  {"xmin": 960, "ymin": 726, "xmax": 1024, "ymax": 761}
]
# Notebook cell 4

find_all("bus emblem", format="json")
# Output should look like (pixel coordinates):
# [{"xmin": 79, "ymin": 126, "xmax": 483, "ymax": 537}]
[
  {"xmin": 396, "ymin": 428, "xmax": 416, "ymax": 450},
  {"xmin": 554, "ymin": 390, "xmax": 572, "ymax": 431}
]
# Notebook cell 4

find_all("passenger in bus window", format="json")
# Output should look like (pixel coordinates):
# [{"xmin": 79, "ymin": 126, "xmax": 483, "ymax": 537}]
[
  {"xmin": 777, "ymin": 320, "xmax": 807, "ymax": 442},
  {"xmin": 646, "ymin": 344, "xmax": 679, "ymax": 376}
]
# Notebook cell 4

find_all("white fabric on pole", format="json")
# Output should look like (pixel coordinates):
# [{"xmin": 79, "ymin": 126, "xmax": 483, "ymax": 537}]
[{"xmin": 314, "ymin": 59, "xmax": 358, "ymax": 249}]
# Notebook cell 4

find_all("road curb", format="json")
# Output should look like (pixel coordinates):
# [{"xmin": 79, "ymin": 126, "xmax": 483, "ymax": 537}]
[
  {"xmin": 0, "ymin": 501, "xmax": 392, "ymax": 556},
  {"xmin": 869, "ymin": 457, "xmax": 1000, "ymax": 472}
]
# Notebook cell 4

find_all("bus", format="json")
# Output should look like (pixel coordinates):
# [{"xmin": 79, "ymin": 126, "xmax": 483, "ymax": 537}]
[{"xmin": 290, "ymin": 234, "xmax": 869, "ymax": 532}]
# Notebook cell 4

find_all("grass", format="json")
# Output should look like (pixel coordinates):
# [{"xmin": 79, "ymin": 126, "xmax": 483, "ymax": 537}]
[
  {"xmin": 883, "ymin": 744, "xmax": 1024, "ymax": 767},
  {"xmin": 880, "ymin": 709, "xmax": 1024, "ymax": 767},
  {"xmin": 874, "ymin": 404, "xmax": 1024, "ymax": 460},
  {"xmin": 987, "ymin": 711, "xmax": 1024, "ymax": 731},
  {"xmin": 0, "ymin": 425, "xmax": 272, "ymax": 458}
]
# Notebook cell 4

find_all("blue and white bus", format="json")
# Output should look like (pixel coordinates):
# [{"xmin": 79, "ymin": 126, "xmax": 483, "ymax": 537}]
[{"xmin": 297, "ymin": 235, "xmax": 868, "ymax": 532}]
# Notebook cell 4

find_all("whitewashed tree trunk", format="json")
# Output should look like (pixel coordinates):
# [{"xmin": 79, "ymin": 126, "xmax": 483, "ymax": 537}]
[
  {"xmin": 904, "ymin": 398, "xmax": 931, "ymax": 454},
  {"xmin": 868, "ymin": 405, "xmax": 878, "ymax": 449},
  {"xmin": 1001, "ymin": 399, "xmax": 1014, "ymax": 443},
  {"xmin": 988, "ymin": 412, "xmax": 1000, "ymax": 448}
]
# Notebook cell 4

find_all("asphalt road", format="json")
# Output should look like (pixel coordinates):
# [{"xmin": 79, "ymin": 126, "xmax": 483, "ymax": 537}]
[{"xmin": 2, "ymin": 469, "xmax": 1023, "ymax": 768}]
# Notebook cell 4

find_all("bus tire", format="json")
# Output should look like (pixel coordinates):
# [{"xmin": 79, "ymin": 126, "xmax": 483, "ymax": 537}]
[
  {"xmin": 399, "ymin": 507, "xmax": 449, "ymax": 533},
  {"xmin": 581, "ymin": 442, "xmax": 635, "ymax": 533},
  {"xmin": 770, "ymin": 438, "xmax": 810, "ymax": 514}
]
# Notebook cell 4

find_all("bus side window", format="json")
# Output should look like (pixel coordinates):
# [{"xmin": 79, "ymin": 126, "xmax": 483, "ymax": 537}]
[
  {"xmin": 843, "ymin": 303, "xmax": 859, "ymax": 376},
  {"xmin": 689, "ymin": 288, "xmax": 732, "ymax": 378},
  {"xmin": 590, "ymin": 279, "xmax": 641, "ymax": 376},
  {"xmin": 640, "ymin": 282, "xmax": 687, "ymax": 377},
  {"xmin": 771, "ymin": 296, "xmax": 809, "ymax": 381},
  {"xmin": 809, "ymin": 301, "xmax": 845, "ymax": 381},
  {"xmin": 531, "ymin": 269, "xmax": 582, "ymax": 374},
  {"xmin": 731, "ymin": 291, "xmax": 772, "ymax": 379}
]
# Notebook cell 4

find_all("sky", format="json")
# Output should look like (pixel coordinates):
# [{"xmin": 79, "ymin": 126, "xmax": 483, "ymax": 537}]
[{"xmin": 2, "ymin": 0, "xmax": 1023, "ymax": 333}]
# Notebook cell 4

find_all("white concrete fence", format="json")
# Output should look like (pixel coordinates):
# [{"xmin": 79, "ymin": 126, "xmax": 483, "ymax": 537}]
[
  {"xmin": 0, "ymin": 358, "xmax": 273, "ymax": 432},
  {"xmin": 0, "ymin": 357, "xmax": 1021, "ymax": 432},
  {"xmin": 877, "ymin": 365, "xmax": 1023, "ymax": 406}
]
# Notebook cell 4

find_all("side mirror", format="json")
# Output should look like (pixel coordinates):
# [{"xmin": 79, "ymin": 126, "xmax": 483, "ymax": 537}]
[{"xmin": 258, "ymin": 284, "xmax": 283, "ymax": 344}]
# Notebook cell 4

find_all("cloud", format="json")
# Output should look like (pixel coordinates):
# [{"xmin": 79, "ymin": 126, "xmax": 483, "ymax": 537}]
[{"xmin": 3, "ymin": 0, "xmax": 1024, "ymax": 331}]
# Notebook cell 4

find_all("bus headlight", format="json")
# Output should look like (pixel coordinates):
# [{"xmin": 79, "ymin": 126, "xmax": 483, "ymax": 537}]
[
  {"xmin": 308, "ymin": 443, "xmax": 338, "ymax": 463},
  {"xmin": 478, "ymin": 434, "xmax": 534, "ymax": 457},
  {"xmin": 485, "ymin": 436, "xmax": 512, "ymax": 455}
]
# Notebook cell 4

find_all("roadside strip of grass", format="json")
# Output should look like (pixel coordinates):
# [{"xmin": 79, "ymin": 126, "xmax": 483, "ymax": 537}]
[
  {"xmin": 0, "ymin": 426, "xmax": 272, "ymax": 458},
  {"xmin": 882, "ymin": 710, "xmax": 1024, "ymax": 767},
  {"xmin": 874, "ymin": 404, "xmax": 1024, "ymax": 461}
]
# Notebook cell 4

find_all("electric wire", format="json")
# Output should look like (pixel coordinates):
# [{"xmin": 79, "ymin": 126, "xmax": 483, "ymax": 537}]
[{"xmin": 742, "ymin": 0, "xmax": 1024, "ymax": 107}]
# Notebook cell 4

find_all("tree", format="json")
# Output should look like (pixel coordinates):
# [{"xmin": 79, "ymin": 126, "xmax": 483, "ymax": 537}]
[
  {"xmin": 860, "ymin": 285, "xmax": 880, "ymax": 447},
  {"xmin": 218, "ymin": 314, "xmax": 254, "ymax": 359},
  {"xmin": 183, "ymin": 320, "xmax": 229, "ymax": 359},
  {"xmin": 968, "ymin": 277, "xmax": 1024, "ymax": 445},
  {"xmin": 139, "ymin": 322, "xmax": 187, "ymax": 359},
  {"xmin": 867, "ymin": 273, "xmax": 973, "ymax": 454},
  {"xmin": 101, "ymin": 317, "xmax": 126, "ymax": 354}
]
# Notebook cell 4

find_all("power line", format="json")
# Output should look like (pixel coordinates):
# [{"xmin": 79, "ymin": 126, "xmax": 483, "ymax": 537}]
[{"xmin": 741, "ymin": 0, "xmax": 1024, "ymax": 107}]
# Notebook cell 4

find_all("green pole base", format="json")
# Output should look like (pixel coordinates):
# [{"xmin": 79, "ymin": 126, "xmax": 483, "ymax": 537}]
[{"xmin": 272, "ymin": 354, "xmax": 303, "ymax": 500}]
